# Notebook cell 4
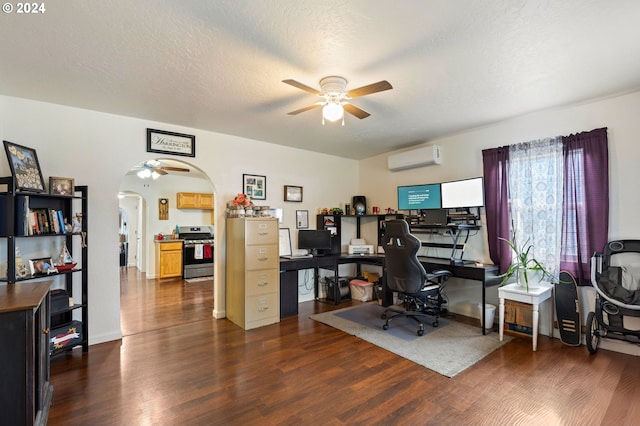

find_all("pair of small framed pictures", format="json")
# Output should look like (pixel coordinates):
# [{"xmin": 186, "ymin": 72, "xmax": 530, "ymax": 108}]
[{"xmin": 3, "ymin": 140, "xmax": 74, "ymax": 195}]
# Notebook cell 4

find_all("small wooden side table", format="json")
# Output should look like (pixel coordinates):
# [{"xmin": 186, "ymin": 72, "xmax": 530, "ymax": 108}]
[{"xmin": 499, "ymin": 282, "xmax": 553, "ymax": 351}]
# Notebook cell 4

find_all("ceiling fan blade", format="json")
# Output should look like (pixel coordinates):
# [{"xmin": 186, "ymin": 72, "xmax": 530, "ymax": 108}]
[
  {"xmin": 347, "ymin": 80, "xmax": 393, "ymax": 99},
  {"xmin": 343, "ymin": 103, "xmax": 371, "ymax": 119},
  {"xmin": 153, "ymin": 168, "xmax": 168, "ymax": 175},
  {"xmin": 282, "ymin": 79, "xmax": 321, "ymax": 95},
  {"xmin": 160, "ymin": 166, "xmax": 190, "ymax": 172},
  {"xmin": 287, "ymin": 104, "xmax": 322, "ymax": 115}
]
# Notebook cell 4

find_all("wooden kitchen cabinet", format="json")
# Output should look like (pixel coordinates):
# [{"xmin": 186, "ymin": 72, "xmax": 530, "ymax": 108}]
[
  {"xmin": 155, "ymin": 240, "xmax": 183, "ymax": 279},
  {"xmin": 176, "ymin": 192, "xmax": 214, "ymax": 209}
]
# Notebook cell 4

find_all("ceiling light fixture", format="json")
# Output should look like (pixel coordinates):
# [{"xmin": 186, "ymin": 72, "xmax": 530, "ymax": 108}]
[
  {"xmin": 136, "ymin": 166, "xmax": 161, "ymax": 180},
  {"xmin": 320, "ymin": 76, "xmax": 348, "ymax": 126},
  {"xmin": 322, "ymin": 100, "xmax": 344, "ymax": 124},
  {"xmin": 137, "ymin": 168, "xmax": 151, "ymax": 179}
]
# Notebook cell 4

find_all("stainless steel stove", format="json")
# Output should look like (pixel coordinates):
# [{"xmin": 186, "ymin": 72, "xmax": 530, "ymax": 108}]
[{"xmin": 179, "ymin": 226, "xmax": 214, "ymax": 279}]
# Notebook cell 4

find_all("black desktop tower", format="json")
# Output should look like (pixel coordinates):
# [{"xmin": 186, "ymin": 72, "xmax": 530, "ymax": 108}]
[{"xmin": 352, "ymin": 196, "xmax": 366, "ymax": 215}]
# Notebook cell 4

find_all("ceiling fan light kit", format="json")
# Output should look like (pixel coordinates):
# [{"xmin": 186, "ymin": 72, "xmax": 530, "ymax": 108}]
[
  {"xmin": 283, "ymin": 75, "xmax": 392, "ymax": 125},
  {"xmin": 322, "ymin": 102, "xmax": 344, "ymax": 123},
  {"xmin": 135, "ymin": 160, "xmax": 190, "ymax": 179}
]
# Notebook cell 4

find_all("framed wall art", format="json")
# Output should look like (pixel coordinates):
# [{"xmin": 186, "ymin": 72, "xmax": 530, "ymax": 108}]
[
  {"xmin": 3, "ymin": 140, "xmax": 46, "ymax": 192},
  {"xmin": 284, "ymin": 185, "xmax": 303, "ymax": 202},
  {"xmin": 49, "ymin": 176, "xmax": 75, "ymax": 196},
  {"xmin": 242, "ymin": 174, "xmax": 266, "ymax": 200},
  {"xmin": 296, "ymin": 210, "xmax": 309, "ymax": 229},
  {"xmin": 147, "ymin": 128, "xmax": 196, "ymax": 157}
]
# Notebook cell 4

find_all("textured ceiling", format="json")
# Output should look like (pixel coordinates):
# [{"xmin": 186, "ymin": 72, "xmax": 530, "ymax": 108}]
[{"xmin": 2, "ymin": 0, "xmax": 640, "ymax": 159}]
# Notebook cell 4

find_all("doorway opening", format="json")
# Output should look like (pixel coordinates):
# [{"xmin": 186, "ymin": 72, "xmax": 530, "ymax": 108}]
[{"xmin": 118, "ymin": 158, "xmax": 216, "ymax": 336}]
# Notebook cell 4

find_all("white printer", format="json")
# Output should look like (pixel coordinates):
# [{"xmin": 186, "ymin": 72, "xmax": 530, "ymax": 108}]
[{"xmin": 348, "ymin": 238, "xmax": 374, "ymax": 255}]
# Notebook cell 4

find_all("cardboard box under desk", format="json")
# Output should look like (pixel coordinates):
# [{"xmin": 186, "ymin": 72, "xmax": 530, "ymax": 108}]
[{"xmin": 504, "ymin": 300, "xmax": 533, "ymax": 336}]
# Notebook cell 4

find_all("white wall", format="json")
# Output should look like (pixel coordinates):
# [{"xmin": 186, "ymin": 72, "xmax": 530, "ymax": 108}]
[
  {"xmin": 0, "ymin": 95, "xmax": 359, "ymax": 345},
  {"xmin": 360, "ymin": 90, "xmax": 640, "ymax": 350}
]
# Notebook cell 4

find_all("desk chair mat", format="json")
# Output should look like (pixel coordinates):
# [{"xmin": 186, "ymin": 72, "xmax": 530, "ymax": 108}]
[{"xmin": 334, "ymin": 303, "xmax": 449, "ymax": 342}]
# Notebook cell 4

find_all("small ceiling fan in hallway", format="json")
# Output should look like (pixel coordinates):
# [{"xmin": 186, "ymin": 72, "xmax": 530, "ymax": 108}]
[{"xmin": 135, "ymin": 160, "xmax": 190, "ymax": 179}]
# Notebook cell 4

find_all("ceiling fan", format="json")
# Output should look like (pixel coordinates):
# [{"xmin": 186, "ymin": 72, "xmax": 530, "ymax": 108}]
[
  {"xmin": 135, "ymin": 160, "xmax": 190, "ymax": 179},
  {"xmin": 282, "ymin": 76, "xmax": 393, "ymax": 124}
]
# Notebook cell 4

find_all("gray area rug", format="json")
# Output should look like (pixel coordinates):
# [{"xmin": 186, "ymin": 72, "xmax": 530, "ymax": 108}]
[{"xmin": 310, "ymin": 303, "xmax": 512, "ymax": 377}]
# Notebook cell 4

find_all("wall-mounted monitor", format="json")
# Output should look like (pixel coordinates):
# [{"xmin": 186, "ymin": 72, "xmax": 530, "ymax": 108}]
[
  {"xmin": 441, "ymin": 177, "xmax": 484, "ymax": 209},
  {"xmin": 397, "ymin": 183, "xmax": 441, "ymax": 211}
]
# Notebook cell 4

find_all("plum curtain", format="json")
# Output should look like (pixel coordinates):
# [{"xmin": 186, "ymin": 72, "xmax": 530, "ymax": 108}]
[
  {"xmin": 481, "ymin": 146, "xmax": 511, "ymax": 274},
  {"xmin": 560, "ymin": 127, "xmax": 609, "ymax": 284},
  {"xmin": 482, "ymin": 128, "xmax": 609, "ymax": 285}
]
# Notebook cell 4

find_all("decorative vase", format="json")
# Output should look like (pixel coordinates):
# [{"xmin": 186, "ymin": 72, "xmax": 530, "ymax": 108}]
[{"xmin": 245, "ymin": 208, "xmax": 254, "ymax": 217}]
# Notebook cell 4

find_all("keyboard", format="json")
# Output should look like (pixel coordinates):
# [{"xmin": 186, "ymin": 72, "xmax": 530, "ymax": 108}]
[{"xmin": 281, "ymin": 254, "xmax": 313, "ymax": 259}]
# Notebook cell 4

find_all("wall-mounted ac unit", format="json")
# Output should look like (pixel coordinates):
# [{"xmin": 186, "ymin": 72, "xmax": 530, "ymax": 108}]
[{"xmin": 387, "ymin": 145, "xmax": 442, "ymax": 171}]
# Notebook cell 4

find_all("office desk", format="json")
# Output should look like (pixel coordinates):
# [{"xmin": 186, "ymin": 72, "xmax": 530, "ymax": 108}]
[
  {"xmin": 418, "ymin": 257, "xmax": 501, "ymax": 335},
  {"xmin": 279, "ymin": 254, "xmax": 384, "ymax": 318},
  {"xmin": 377, "ymin": 257, "xmax": 501, "ymax": 334},
  {"xmin": 280, "ymin": 254, "xmax": 500, "ymax": 335}
]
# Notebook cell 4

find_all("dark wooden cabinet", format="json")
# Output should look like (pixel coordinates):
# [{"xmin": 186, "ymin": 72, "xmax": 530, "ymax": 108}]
[{"xmin": 0, "ymin": 281, "xmax": 54, "ymax": 425}]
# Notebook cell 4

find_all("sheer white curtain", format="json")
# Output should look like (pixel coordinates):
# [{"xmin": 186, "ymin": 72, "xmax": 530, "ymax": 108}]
[{"xmin": 508, "ymin": 137, "xmax": 563, "ymax": 278}]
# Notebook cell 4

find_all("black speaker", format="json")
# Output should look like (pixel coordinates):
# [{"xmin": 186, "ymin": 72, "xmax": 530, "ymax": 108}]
[{"xmin": 352, "ymin": 196, "xmax": 366, "ymax": 215}]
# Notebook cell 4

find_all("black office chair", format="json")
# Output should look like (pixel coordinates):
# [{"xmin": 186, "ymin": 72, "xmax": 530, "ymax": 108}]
[{"xmin": 381, "ymin": 219, "xmax": 452, "ymax": 335}]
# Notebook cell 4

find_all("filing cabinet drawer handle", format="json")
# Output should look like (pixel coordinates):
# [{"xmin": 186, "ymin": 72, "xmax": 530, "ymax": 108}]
[
  {"xmin": 258, "ymin": 306, "xmax": 269, "ymax": 312},
  {"xmin": 258, "ymin": 232, "xmax": 269, "ymax": 236},
  {"xmin": 258, "ymin": 257, "xmax": 269, "ymax": 261},
  {"xmin": 258, "ymin": 282, "xmax": 269, "ymax": 287}
]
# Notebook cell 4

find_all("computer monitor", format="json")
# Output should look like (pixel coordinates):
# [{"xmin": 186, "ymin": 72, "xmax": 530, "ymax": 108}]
[
  {"xmin": 422, "ymin": 208, "xmax": 449, "ymax": 225},
  {"xmin": 298, "ymin": 229, "xmax": 332, "ymax": 256},
  {"xmin": 397, "ymin": 183, "xmax": 441, "ymax": 211},
  {"xmin": 441, "ymin": 177, "xmax": 484, "ymax": 209}
]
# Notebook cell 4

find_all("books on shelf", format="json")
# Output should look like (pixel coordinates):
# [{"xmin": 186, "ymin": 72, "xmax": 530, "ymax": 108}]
[{"xmin": 26, "ymin": 208, "xmax": 67, "ymax": 235}]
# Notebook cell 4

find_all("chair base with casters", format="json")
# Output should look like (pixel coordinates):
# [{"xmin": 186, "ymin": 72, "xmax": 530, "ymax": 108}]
[{"xmin": 381, "ymin": 270, "xmax": 451, "ymax": 336}]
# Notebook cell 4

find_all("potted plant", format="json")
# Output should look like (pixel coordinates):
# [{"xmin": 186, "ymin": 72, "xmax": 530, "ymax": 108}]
[{"xmin": 499, "ymin": 233, "xmax": 552, "ymax": 292}]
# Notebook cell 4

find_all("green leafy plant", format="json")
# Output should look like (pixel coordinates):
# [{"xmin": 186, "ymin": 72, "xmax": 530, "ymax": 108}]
[{"xmin": 498, "ymin": 233, "xmax": 552, "ymax": 291}]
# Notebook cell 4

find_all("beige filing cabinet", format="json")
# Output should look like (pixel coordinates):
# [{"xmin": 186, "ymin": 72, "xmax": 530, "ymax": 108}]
[
  {"xmin": 155, "ymin": 240, "xmax": 184, "ymax": 278},
  {"xmin": 226, "ymin": 217, "xmax": 280, "ymax": 330}
]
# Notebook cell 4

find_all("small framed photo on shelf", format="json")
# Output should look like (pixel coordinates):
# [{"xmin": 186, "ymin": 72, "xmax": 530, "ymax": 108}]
[
  {"xmin": 3, "ymin": 140, "xmax": 46, "ymax": 193},
  {"xmin": 296, "ymin": 210, "xmax": 309, "ymax": 229},
  {"xmin": 243, "ymin": 174, "xmax": 266, "ymax": 200},
  {"xmin": 49, "ymin": 177, "xmax": 75, "ymax": 196},
  {"xmin": 284, "ymin": 185, "xmax": 303, "ymax": 202},
  {"xmin": 29, "ymin": 257, "xmax": 56, "ymax": 275}
]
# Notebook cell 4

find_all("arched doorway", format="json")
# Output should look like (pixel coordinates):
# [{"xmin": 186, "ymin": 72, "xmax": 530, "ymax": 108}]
[{"xmin": 118, "ymin": 158, "xmax": 216, "ymax": 336}]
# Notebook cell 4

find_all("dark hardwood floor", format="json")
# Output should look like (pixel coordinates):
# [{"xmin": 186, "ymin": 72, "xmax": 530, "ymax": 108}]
[{"xmin": 48, "ymin": 267, "xmax": 640, "ymax": 425}]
